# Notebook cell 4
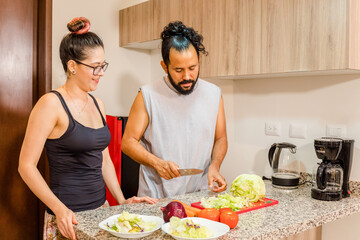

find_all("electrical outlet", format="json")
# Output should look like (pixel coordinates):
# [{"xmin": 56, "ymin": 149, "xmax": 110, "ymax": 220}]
[
  {"xmin": 326, "ymin": 124, "xmax": 347, "ymax": 137},
  {"xmin": 289, "ymin": 123, "xmax": 307, "ymax": 139},
  {"xmin": 265, "ymin": 122, "xmax": 281, "ymax": 136}
]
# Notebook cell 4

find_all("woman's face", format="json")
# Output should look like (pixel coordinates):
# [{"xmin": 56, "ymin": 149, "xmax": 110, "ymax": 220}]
[{"xmin": 74, "ymin": 46, "xmax": 106, "ymax": 92}]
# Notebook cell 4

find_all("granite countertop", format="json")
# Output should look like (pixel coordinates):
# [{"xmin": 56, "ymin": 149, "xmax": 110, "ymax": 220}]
[{"xmin": 74, "ymin": 181, "xmax": 360, "ymax": 240}]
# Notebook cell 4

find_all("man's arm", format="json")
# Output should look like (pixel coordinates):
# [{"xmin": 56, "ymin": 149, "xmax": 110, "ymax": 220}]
[
  {"xmin": 122, "ymin": 91, "xmax": 181, "ymax": 180},
  {"xmin": 208, "ymin": 96, "xmax": 228, "ymax": 192}
]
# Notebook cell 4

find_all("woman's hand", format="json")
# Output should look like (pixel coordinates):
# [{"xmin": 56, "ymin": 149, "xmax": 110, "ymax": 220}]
[
  {"xmin": 55, "ymin": 207, "xmax": 78, "ymax": 240},
  {"xmin": 123, "ymin": 196, "xmax": 158, "ymax": 204}
]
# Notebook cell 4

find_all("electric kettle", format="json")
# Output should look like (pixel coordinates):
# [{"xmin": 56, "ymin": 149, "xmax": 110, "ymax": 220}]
[{"xmin": 268, "ymin": 142, "xmax": 300, "ymax": 189}]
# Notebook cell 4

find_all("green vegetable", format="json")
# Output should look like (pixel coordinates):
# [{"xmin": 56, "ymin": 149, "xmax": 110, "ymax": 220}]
[
  {"xmin": 230, "ymin": 174, "xmax": 266, "ymax": 202},
  {"xmin": 200, "ymin": 192, "xmax": 249, "ymax": 211},
  {"xmin": 169, "ymin": 217, "xmax": 213, "ymax": 238},
  {"xmin": 105, "ymin": 211, "xmax": 157, "ymax": 233}
]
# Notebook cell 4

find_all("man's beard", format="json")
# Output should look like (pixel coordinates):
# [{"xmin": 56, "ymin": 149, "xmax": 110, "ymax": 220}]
[{"xmin": 167, "ymin": 69, "xmax": 199, "ymax": 95}]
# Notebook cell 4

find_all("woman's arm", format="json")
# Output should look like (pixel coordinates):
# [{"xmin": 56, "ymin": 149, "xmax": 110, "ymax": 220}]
[{"xmin": 18, "ymin": 93, "xmax": 78, "ymax": 240}]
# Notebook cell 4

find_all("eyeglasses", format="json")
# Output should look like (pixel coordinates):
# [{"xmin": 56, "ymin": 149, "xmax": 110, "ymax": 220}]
[{"xmin": 74, "ymin": 60, "xmax": 109, "ymax": 76}]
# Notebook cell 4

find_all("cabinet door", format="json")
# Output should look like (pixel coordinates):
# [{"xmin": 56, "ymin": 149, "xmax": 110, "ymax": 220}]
[
  {"xmin": 349, "ymin": 0, "xmax": 360, "ymax": 69},
  {"xmin": 119, "ymin": 1, "xmax": 154, "ymax": 46},
  {"xmin": 153, "ymin": 0, "xmax": 203, "ymax": 40},
  {"xmin": 200, "ymin": 0, "xmax": 262, "ymax": 78},
  {"xmin": 261, "ymin": 0, "xmax": 348, "ymax": 74}
]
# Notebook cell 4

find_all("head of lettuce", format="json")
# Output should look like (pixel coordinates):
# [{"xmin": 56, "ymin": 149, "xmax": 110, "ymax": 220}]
[{"xmin": 230, "ymin": 174, "xmax": 266, "ymax": 202}]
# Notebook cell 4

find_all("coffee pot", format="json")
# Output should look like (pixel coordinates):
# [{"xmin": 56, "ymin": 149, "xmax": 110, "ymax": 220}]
[
  {"xmin": 268, "ymin": 142, "xmax": 300, "ymax": 189},
  {"xmin": 316, "ymin": 162, "xmax": 343, "ymax": 193},
  {"xmin": 311, "ymin": 137, "xmax": 354, "ymax": 201}
]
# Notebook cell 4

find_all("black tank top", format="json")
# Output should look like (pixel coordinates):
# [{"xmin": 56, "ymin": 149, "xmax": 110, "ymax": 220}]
[{"xmin": 45, "ymin": 90, "xmax": 111, "ymax": 214}]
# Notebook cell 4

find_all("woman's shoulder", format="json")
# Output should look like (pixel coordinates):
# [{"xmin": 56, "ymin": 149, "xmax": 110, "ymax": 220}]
[
  {"xmin": 38, "ymin": 91, "xmax": 61, "ymax": 106},
  {"xmin": 33, "ymin": 91, "xmax": 63, "ymax": 113}
]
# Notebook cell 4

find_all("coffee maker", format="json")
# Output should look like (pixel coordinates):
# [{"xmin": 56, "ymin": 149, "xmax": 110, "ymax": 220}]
[{"xmin": 311, "ymin": 137, "xmax": 354, "ymax": 201}]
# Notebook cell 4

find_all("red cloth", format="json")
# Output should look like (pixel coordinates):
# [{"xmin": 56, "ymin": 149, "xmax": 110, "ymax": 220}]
[{"xmin": 105, "ymin": 115, "xmax": 122, "ymax": 206}]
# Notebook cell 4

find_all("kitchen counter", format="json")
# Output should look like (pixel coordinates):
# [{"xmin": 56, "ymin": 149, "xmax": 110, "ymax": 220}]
[{"xmin": 74, "ymin": 181, "xmax": 360, "ymax": 239}]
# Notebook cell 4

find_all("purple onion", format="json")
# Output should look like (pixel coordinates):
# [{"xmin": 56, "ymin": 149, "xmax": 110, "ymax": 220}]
[{"xmin": 160, "ymin": 201, "xmax": 187, "ymax": 223}]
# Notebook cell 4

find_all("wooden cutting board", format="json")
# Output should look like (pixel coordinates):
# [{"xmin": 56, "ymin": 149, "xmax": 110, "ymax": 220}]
[{"xmin": 191, "ymin": 198, "xmax": 278, "ymax": 214}]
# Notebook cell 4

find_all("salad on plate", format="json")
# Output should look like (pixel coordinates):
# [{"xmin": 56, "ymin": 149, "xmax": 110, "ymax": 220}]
[
  {"xmin": 104, "ymin": 211, "xmax": 158, "ymax": 233},
  {"xmin": 169, "ymin": 217, "xmax": 213, "ymax": 238}
]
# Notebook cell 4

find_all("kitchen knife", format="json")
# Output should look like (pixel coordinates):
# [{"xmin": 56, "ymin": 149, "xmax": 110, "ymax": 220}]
[{"xmin": 178, "ymin": 168, "xmax": 203, "ymax": 176}]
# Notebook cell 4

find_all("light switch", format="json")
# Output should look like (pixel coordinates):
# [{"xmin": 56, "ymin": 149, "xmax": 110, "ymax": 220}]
[
  {"xmin": 326, "ymin": 124, "xmax": 347, "ymax": 137},
  {"xmin": 265, "ymin": 122, "xmax": 281, "ymax": 136}
]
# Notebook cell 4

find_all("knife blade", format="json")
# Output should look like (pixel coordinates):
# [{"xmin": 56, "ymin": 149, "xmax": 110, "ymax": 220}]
[{"xmin": 178, "ymin": 168, "xmax": 203, "ymax": 176}]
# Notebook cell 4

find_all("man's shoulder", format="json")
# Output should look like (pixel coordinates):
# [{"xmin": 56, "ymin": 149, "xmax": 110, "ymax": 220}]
[
  {"xmin": 197, "ymin": 78, "xmax": 221, "ymax": 93},
  {"xmin": 141, "ymin": 78, "xmax": 164, "ymax": 91}
]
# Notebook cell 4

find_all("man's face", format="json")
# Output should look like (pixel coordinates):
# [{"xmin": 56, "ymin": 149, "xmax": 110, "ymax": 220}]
[{"xmin": 162, "ymin": 45, "xmax": 200, "ymax": 95}]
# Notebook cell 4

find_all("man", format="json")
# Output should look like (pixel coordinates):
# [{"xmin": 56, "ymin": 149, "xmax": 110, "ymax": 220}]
[{"xmin": 122, "ymin": 21, "xmax": 227, "ymax": 198}]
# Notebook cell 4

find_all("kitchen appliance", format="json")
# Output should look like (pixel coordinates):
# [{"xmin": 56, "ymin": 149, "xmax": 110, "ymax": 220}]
[
  {"xmin": 268, "ymin": 142, "xmax": 300, "ymax": 189},
  {"xmin": 311, "ymin": 137, "xmax": 354, "ymax": 201}
]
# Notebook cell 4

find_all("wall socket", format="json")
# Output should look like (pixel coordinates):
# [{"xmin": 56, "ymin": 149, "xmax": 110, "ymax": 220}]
[
  {"xmin": 265, "ymin": 122, "xmax": 281, "ymax": 136},
  {"xmin": 326, "ymin": 124, "xmax": 347, "ymax": 137}
]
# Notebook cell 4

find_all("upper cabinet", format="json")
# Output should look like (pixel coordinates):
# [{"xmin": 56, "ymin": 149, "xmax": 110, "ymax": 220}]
[
  {"xmin": 200, "ymin": 0, "xmax": 262, "ymax": 77},
  {"xmin": 119, "ymin": 1, "xmax": 154, "ymax": 46},
  {"xmin": 119, "ymin": 0, "xmax": 360, "ymax": 78},
  {"xmin": 261, "ymin": 0, "xmax": 348, "ymax": 74},
  {"xmin": 153, "ymin": 0, "xmax": 203, "ymax": 40}
]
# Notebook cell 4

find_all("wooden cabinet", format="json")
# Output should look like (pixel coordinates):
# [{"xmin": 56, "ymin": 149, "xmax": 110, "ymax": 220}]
[
  {"xmin": 119, "ymin": 0, "xmax": 203, "ymax": 47},
  {"xmin": 153, "ymin": 0, "xmax": 203, "ymax": 40},
  {"xmin": 281, "ymin": 226, "xmax": 321, "ymax": 240},
  {"xmin": 261, "ymin": 0, "xmax": 348, "ymax": 73},
  {"xmin": 119, "ymin": 0, "xmax": 360, "ymax": 78},
  {"xmin": 119, "ymin": 1, "xmax": 154, "ymax": 46},
  {"xmin": 201, "ymin": 0, "xmax": 261, "ymax": 77}
]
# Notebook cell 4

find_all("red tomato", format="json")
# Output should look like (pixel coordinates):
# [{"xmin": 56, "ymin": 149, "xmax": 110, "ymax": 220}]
[
  {"xmin": 197, "ymin": 208, "xmax": 220, "ymax": 222},
  {"xmin": 219, "ymin": 208, "xmax": 234, "ymax": 214},
  {"xmin": 220, "ymin": 211, "xmax": 239, "ymax": 229}
]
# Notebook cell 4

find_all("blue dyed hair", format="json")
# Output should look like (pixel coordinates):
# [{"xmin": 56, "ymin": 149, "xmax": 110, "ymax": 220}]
[{"xmin": 161, "ymin": 21, "xmax": 207, "ymax": 66}]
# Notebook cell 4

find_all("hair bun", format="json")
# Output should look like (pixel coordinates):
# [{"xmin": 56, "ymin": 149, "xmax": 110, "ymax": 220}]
[{"xmin": 67, "ymin": 17, "xmax": 91, "ymax": 35}]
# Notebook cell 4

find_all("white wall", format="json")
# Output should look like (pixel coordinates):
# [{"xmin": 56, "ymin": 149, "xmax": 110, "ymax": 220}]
[
  {"xmin": 220, "ymin": 75, "xmax": 360, "ymax": 184},
  {"xmin": 52, "ymin": 0, "xmax": 151, "ymax": 116}
]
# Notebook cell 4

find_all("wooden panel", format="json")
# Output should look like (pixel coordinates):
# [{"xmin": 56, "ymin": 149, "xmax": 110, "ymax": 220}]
[
  {"xmin": 0, "ymin": 0, "xmax": 51, "ymax": 239},
  {"xmin": 349, "ymin": 0, "xmax": 360, "ymax": 69},
  {"xmin": 0, "ymin": 0, "xmax": 38, "ymax": 239},
  {"xmin": 153, "ymin": 0, "xmax": 203, "ymax": 40},
  {"xmin": 119, "ymin": 1, "xmax": 154, "ymax": 46},
  {"xmin": 201, "ymin": 0, "xmax": 261, "ymax": 78},
  {"xmin": 281, "ymin": 226, "xmax": 322, "ymax": 240},
  {"xmin": 36, "ymin": 0, "xmax": 52, "ymax": 237},
  {"xmin": 261, "ymin": 0, "xmax": 348, "ymax": 74}
]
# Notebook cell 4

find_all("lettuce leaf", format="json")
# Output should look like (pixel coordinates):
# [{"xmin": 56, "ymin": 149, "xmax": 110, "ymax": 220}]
[{"xmin": 230, "ymin": 174, "xmax": 265, "ymax": 202}]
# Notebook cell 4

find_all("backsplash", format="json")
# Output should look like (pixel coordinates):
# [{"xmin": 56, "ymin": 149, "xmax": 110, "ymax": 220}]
[{"xmin": 350, "ymin": 181, "xmax": 360, "ymax": 196}]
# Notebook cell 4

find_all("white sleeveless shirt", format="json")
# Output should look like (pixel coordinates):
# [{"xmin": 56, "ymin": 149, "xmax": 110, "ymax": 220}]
[{"xmin": 138, "ymin": 76, "xmax": 221, "ymax": 198}]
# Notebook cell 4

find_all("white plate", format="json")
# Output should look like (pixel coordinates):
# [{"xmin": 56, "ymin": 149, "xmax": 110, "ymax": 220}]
[
  {"xmin": 161, "ymin": 217, "xmax": 230, "ymax": 240},
  {"xmin": 99, "ymin": 214, "xmax": 164, "ymax": 239}
]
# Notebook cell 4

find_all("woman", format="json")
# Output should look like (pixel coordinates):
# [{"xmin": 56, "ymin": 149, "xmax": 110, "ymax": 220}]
[{"xmin": 18, "ymin": 17, "xmax": 157, "ymax": 240}]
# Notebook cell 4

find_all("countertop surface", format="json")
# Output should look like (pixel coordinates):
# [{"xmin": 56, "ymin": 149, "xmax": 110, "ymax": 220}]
[{"xmin": 74, "ymin": 181, "xmax": 360, "ymax": 239}]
